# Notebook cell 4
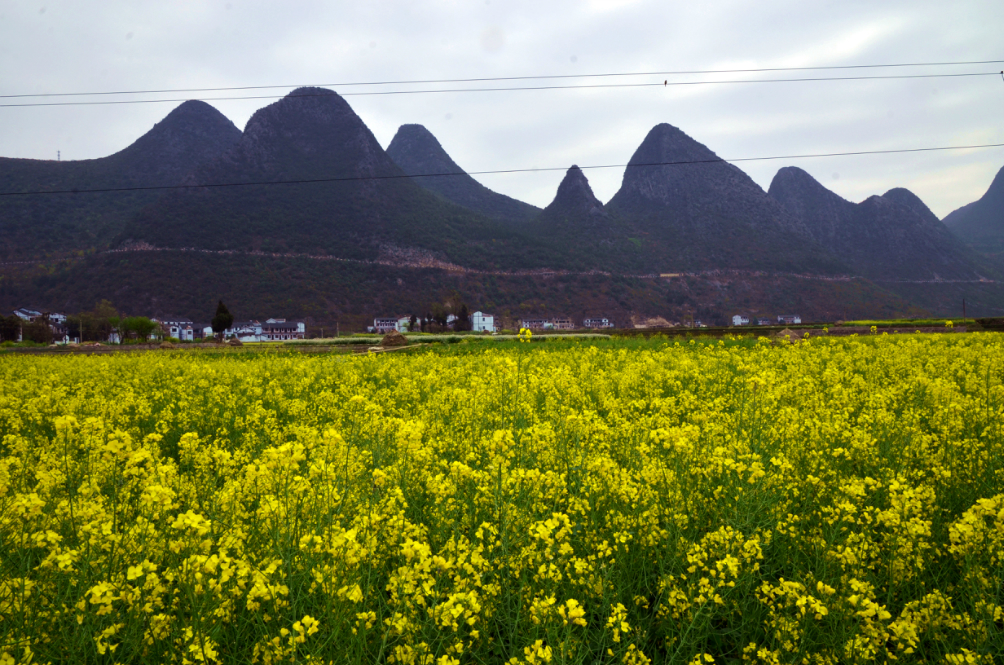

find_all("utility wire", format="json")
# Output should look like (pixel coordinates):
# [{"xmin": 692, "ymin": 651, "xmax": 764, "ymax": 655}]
[
  {"xmin": 1, "ymin": 71, "xmax": 998, "ymax": 108},
  {"xmin": 2, "ymin": 141, "xmax": 1002, "ymax": 197},
  {"xmin": 3, "ymin": 58, "xmax": 1003, "ymax": 99}
]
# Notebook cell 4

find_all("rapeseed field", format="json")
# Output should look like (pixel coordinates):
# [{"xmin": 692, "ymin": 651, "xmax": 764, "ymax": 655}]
[{"xmin": 1, "ymin": 334, "xmax": 1002, "ymax": 664}]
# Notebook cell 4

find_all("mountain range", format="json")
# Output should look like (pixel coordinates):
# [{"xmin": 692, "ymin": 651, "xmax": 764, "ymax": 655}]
[
  {"xmin": 1, "ymin": 87, "xmax": 1002, "ymax": 325},
  {"xmin": 767, "ymin": 166, "xmax": 985, "ymax": 281}
]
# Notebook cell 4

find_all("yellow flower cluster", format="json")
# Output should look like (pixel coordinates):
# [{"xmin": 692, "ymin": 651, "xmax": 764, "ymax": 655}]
[{"xmin": 0, "ymin": 333, "xmax": 1002, "ymax": 663}]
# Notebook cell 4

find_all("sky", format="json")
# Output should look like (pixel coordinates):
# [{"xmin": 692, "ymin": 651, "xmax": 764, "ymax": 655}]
[{"xmin": 1, "ymin": 0, "xmax": 1002, "ymax": 218}]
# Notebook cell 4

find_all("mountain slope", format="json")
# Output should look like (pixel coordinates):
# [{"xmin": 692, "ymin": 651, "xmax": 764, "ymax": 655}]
[
  {"xmin": 117, "ymin": 89, "xmax": 557, "ymax": 270},
  {"xmin": 526, "ymin": 165, "xmax": 646, "ymax": 266},
  {"xmin": 768, "ymin": 166, "xmax": 990, "ymax": 281},
  {"xmin": 386, "ymin": 124, "xmax": 540, "ymax": 224},
  {"xmin": 943, "ymin": 165, "xmax": 1004, "ymax": 257},
  {"xmin": 0, "ymin": 101, "xmax": 242, "ymax": 260},
  {"xmin": 1, "ymin": 247, "xmax": 929, "ymax": 329},
  {"xmin": 604, "ymin": 124, "xmax": 844, "ymax": 274}
]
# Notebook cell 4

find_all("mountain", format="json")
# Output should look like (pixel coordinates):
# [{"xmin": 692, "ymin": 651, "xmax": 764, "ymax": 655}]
[
  {"xmin": 115, "ymin": 89, "xmax": 560, "ymax": 271},
  {"xmin": 768, "ymin": 166, "xmax": 989, "ymax": 281},
  {"xmin": 0, "ymin": 100, "xmax": 241, "ymax": 261},
  {"xmin": 943, "ymin": 165, "xmax": 1004, "ymax": 257},
  {"xmin": 526, "ymin": 165, "xmax": 641, "ymax": 265},
  {"xmin": 386, "ymin": 124, "xmax": 540, "ymax": 224},
  {"xmin": 604, "ymin": 124, "xmax": 844, "ymax": 274},
  {"xmin": 542, "ymin": 165, "xmax": 607, "ymax": 221}
]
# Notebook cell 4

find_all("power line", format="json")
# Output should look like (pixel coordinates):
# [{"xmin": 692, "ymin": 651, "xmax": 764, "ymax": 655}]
[
  {"xmin": 3, "ymin": 58, "xmax": 1003, "ymax": 99},
  {"xmin": 2, "ymin": 141, "xmax": 1002, "ymax": 197},
  {"xmin": 1, "ymin": 71, "xmax": 998, "ymax": 108}
]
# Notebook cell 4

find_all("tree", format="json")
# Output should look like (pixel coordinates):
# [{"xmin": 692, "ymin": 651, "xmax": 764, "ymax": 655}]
[
  {"xmin": 22, "ymin": 320, "xmax": 53, "ymax": 344},
  {"xmin": 0, "ymin": 316, "xmax": 21, "ymax": 342},
  {"xmin": 65, "ymin": 315, "xmax": 82, "ymax": 343},
  {"xmin": 408, "ymin": 315, "xmax": 417, "ymax": 332},
  {"xmin": 430, "ymin": 303, "xmax": 448, "ymax": 330},
  {"xmin": 72, "ymin": 301, "xmax": 119, "ymax": 342},
  {"xmin": 211, "ymin": 300, "xmax": 234, "ymax": 340},
  {"xmin": 121, "ymin": 316, "xmax": 158, "ymax": 343},
  {"xmin": 455, "ymin": 304, "xmax": 471, "ymax": 332}
]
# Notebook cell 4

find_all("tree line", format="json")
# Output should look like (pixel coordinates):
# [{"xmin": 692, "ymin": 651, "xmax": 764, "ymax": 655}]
[
  {"xmin": 412, "ymin": 295, "xmax": 472, "ymax": 333},
  {"xmin": 0, "ymin": 300, "xmax": 161, "ymax": 344}
]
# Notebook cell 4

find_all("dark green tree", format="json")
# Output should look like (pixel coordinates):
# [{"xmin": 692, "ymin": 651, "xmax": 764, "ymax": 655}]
[
  {"xmin": 22, "ymin": 320, "xmax": 53, "ymax": 344},
  {"xmin": 430, "ymin": 303, "xmax": 448, "ymax": 330},
  {"xmin": 455, "ymin": 304, "xmax": 471, "ymax": 332},
  {"xmin": 211, "ymin": 300, "xmax": 234, "ymax": 340},
  {"xmin": 0, "ymin": 316, "xmax": 21, "ymax": 342},
  {"xmin": 65, "ymin": 316, "xmax": 79, "ymax": 342},
  {"xmin": 90, "ymin": 300, "xmax": 120, "ymax": 342},
  {"xmin": 121, "ymin": 316, "xmax": 158, "ymax": 343}
]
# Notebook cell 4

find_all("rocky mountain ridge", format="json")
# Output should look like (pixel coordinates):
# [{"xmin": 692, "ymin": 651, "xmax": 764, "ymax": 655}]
[
  {"xmin": 768, "ymin": 166, "xmax": 990, "ymax": 281},
  {"xmin": 386, "ymin": 124, "xmax": 539, "ymax": 224}
]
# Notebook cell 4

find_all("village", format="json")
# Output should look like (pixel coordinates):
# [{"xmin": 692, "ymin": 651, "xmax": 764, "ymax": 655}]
[
  {"xmin": 3, "ymin": 307, "xmax": 307, "ymax": 344},
  {"xmin": 3, "ymin": 306, "xmax": 806, "ymax": 345},
  {"xmin": 367, "ymin": 312, "xmax": 616, "ymax": 334},
  {"xmin": 732, "ymin": 314, "xmax": 803, "ymax": 326}
]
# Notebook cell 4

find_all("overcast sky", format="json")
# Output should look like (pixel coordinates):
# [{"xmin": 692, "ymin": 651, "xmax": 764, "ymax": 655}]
[{"xmin": 1, "ymin": 0, "xmax": 1002, "ymax": 218}]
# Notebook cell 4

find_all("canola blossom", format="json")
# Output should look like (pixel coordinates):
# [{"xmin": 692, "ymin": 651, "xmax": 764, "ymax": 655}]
[{"xmin": 0, "ymin": 334, "xmax": 1002, "ymax": 664}]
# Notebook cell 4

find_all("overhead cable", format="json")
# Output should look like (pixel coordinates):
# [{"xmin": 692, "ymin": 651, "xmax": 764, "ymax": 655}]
[
  {"xmin": 3, "ymin": 58, "xmax": 1003, "ymax": 99},
  {"xmin": 1, "ymin": 71, "xmax": 999, "ymax": 108}
]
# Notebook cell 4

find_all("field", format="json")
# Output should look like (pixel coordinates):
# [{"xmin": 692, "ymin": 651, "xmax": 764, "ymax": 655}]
[{"xmin": 1, "ymin": 335, "xmax": 1002, "ymax": 664}]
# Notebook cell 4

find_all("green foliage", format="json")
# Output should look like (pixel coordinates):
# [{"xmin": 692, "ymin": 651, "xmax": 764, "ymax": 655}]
[
  {"xmin": 211, "ymin": 300, "xmax": 234, "ymax": 337},
  {"xmin": 840, "ymin": 318, "xmax": 962, "ymax": 327},
  {"xmin": 66, "ymin": 300, "xmax": 120, "ymax": 342},
  {"xmin": 21, "ymin": 319, "xmax": 53, "ymax": 344},
  {"xmin": 120, "ymin": 316, "xmax": 158, "ymax": 342},
  {"xmin": 0, "ymin": 315, "xmax": 20, "ymax": 342}
]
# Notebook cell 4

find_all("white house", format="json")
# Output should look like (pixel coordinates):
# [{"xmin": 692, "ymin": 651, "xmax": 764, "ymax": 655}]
[
  {"xmin": 13, "ymin": 308, "xmax": 43, "ymax": 322},
  {"xmin": 12, "ymin": 308, "xmax": 72, "ymax": 343},
  {"xmin": 373, "ymin": 317, "xmax": 398, "ymax": 334},
  {"xmin": 158, "ymin": 319, "xmax": 196, "ymax": 342},
  {"xmin": 262, "ymin": 319, "xmax": 305, "ymax": 341},
  {"xmin": 223, "ymin": 320, "xmax": 263, "ymax": 342},
  {"xmin": 396, "ymin": 316, "xmax": 413, "ymax": 333},
  {"xmin": 472, "ymin": 311, "xmax": 495, "ymax": 333},
  {"xmin": 732, "ymin": 315, "xmax": 750, "ymax": 326},
  {"xmin": 520, "ymin": 318, "xmax": 551, "ymax": 330},
  {"xmin": 777, "ymin": 315, "xmax": 802, "ymax": 325},
  {"xmin": 583, "ymin": 317, "xmax": 614, "ymax": 329}
]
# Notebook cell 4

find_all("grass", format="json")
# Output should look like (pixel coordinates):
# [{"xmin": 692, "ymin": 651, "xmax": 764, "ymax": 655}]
[{"xmin": 838, "ymin": 318, "xmax": 963, "ymax": 327}]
